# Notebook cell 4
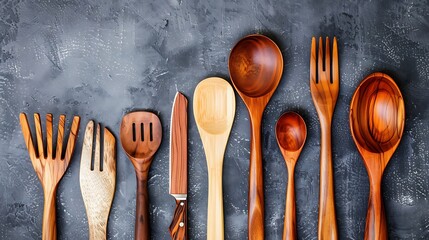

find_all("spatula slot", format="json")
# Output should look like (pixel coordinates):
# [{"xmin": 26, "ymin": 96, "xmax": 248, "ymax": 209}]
[
  {"xmin": 141, "ymin": 123, "xmax": 144, "ymax": 141},
  {"xmin": 150, "ymin": 122, "xmax": 153, "ymax": 142},
  {"xmin": 132, "ymin": 123, "xmax": 136, "ymax": 142}
]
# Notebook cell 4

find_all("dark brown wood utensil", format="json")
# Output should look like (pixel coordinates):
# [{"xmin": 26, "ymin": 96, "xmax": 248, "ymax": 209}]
[
  {"xmin": 276, "ymin": 112, "xmax": 306, "ymax": 240},
  {"xmin": 350, "ymin": 73, "xmax": 405, "ymax": 240},
  {"xmin": 19, "ymin": 113, "xmax": 80, "ymax": 240},
  {"xmin": 310, "ymin": 36, "xmax": 339, "ymax": 239},
  {"xmin": 120, "ymin": 111, "xmax": 162, "ymax": 240},
  {"xmin": 229, "ymin": 34, "xmax": 283, "ymax": 239}
]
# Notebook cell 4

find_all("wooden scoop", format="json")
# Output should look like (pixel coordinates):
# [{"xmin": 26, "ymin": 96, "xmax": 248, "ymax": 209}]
[
  {"xmin": 350, "ymin": 73, "xmax": 405, "ymax": 240},
  {"xmin": 276, "ymin": 112, "xmax": 306, "ymax": 240},
  {"xmin": 229, "ymin": 34, "xmax": 283, "ymax": 239},
  {"xmin": 120, "ymin": 111, "xmax": 162, "ymax": 240},
  {"xmin": 193, "ymin": 77, "xmax": 236, "ymax": 240}
]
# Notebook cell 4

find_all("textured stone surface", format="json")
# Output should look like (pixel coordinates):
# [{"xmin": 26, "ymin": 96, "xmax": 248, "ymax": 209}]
[{"xmin": 0, "ymin": 0, "xmax": 428, "ymax": 239}]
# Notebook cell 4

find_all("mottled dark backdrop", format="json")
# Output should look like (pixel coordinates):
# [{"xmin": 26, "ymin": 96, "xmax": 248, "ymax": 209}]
[{"xmin": 0, "ymin": 0, "xmax": 428, "ymax": 239}]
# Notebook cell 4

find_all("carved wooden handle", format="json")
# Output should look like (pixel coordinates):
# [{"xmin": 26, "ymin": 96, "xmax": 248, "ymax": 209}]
[
  {"xmin": 135, "ymin": 171, "xmax": 150, "ymax": 240},
  {"xmin": 283, "ymin": 165, "xmax": 296, "ymax": 240},
  {"xmin": 42, "ymin": 188, "xmax": 57, "ymax": 240},
  {"xmin": 318, "ymin": 123, "xmax": 338, "ymax": 239},
  {"xmin": 365, "ymin": 177, "xmax": 388, "ymax": 240},
  {"xmin": 248, "ymin": 113, "xmax": 264, "ymax": 240},
  {"xmin": 207, "ymin": 169, "xmax": 224, "ymax": 240},
  {"xmin": 169, "ymin": 200, "xmax": 187, "ymax": 240}
]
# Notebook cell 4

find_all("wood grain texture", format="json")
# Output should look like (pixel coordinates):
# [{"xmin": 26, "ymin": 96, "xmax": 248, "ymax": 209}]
[
  {"xmin": 276, "ymin": 112, "xmax": 307, "ymax": 240},
  {"xmin": 229, "ymin": 34, "xmax": 283, "ymax": 240},
  {"xmin": 310, "ymin": 36, "xmax": 339, "ymax": 240},
  {"xmin": 19, "ymin": 113, "xmax": 80, "ymax": 240},
  {"xmin": 350, "ymin": 72, "xmax": 405, "ymax": 240},
  {"xmin": 120, "ymin": 111, "xmax": 162, "ymax": 240},
  {"xmin": 169, "ymin": 199, "xmax": 187, "ymax": 240},
  {"xmin": 80, "ymin": 121, "xmax": 116, "ymax": 240},
  {"xmin": 194, "ymin": 77, "xmax": 236, "ymax": 240},
  {"xmin": 169, "ymin": 92, "xmax": 188, "ymax": 240}
]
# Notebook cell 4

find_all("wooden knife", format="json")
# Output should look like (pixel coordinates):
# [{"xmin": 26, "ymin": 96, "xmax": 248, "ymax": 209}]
[{"xmin": 169, "ymin": 92, "xmax": 188, "ymax": 240}]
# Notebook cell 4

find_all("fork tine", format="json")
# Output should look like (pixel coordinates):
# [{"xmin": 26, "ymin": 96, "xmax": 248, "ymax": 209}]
[
  {"xmin": 56, "ymin": 115, "xmax": 66, "ymax": 159},
  {"xmin": 46, "ymin": 114, "xmax": 53, "ymax": 157},
  {"xmin": 19, "ymin": 113, "xmax": 37, "ymax": 161},
  {"xmin": 332, "ymin": 37, "xmax": 339, "ymax": 84},
  {"xmin": 64, "ymin": 116, "xmax": 80, "ymax": 166},
  {"xmin": 34, "ymin": 113, "xmax": 45, "ymax": 159},
  {"xmin": 310, "ymin": 37, "xmax": 317, "ymax": 84},
  {"xmin": 81, "ymin": 121, "xmax": 94, "ymax": 170},
  {"xmin": 318, "ymin": 37, "xmax": 324, "ymax": 81},
  {"xmin": 103, "ymin": 128, "xmax": 116, "ymax": 173},
  {"xmin": 94, "ymin": 123, "xmax": 101, "ymax": 171},
  {"xmin": 325, "ymin": 37, "xmax": 331, "ymax": 83}
]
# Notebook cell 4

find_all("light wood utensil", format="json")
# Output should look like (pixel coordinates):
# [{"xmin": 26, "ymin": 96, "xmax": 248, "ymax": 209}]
[
  {"xmin": 310, "ymin": 36, "xmax": 339, "ymax": 239},
  {"xmin": 275, "ymin": 112, "xmax": 307, "ymax": 240},
  {"xmin": 229, "ymin": 34, "xmax": 283, "ymax": 239},
  {"xmin": 19, "ymin": 113, "xmax": 80, "ymax": 240},
  {"xmin": 80, "ymin": 121, "xmax": 116, "ymax": 240},
  {"xmin": 120, "ymin": 111, "xmax": 162, "ymax": 240},
  {"xmin": 193, "ymin": 77, "xmax": 236, "ymax": 240},
  {"xmin": 350, "ymin": 73, "xmax": 405, "ymax": 240}
]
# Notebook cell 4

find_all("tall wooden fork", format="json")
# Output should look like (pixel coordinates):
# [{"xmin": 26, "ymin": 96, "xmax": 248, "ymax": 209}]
[
  {"xmin": 310, "ymin": 37, "xmax": 339, "ymax": 239},
  {"xmin": 19, "ymin": 113, "xmax": 80, "ymax": 240}
]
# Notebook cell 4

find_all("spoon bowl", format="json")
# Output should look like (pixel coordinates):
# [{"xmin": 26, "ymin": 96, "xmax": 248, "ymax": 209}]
[
  {"xmin": 229, "ymin": 34, "xmax": 283, "ymax": 98},
  {"xmin": 229, "ymin": 34, "xmax": 283, "ymax": 239},
  {"xmin": 276, "ymin": 112, "xmax": 307, "ymax": 154},
  {"xmin": 275, "ymin": 112, "xmax": 306, "ymax": 240},
  {"xmin": 350, "ymin": 72, "xmax": 405, "ymax": 240}
]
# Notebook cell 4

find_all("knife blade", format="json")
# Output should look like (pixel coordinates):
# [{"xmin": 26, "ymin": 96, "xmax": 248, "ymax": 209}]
[{"xmin": 169, "ymin": 92, "xmax": 188, "ymax": 240}]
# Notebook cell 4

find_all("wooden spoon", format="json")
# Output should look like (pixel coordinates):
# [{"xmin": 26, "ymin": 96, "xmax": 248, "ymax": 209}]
[
  {"xmin": 229, "ymin": 34, "xmax": 283, "ymax": 239},
  {"xmin": 275, "ymin": 112, "xmax": 307, "ymax": 240},
  {"xmin": 120, "ymin": 112, "xmax": 162, "ymax": 240},
  {"xmin": 193, "ymin": 77, "xmax": 236, "ymax": 240},
  {"xmin": 350, "ymin": 72, "xmax": 405, "ymax": 240}
]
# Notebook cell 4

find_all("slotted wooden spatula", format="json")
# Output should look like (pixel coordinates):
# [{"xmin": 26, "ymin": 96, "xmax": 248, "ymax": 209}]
[
  {"xmin": 120, "ymin": 111, "xmax": 162, "ymax": 240},
  {"xmin": 19, "ymin": 113, "xmax": 80, "ymax": 240},
  {"xmin": 80, "ymin": 121, "xmax": 116, "ymax": 240}
]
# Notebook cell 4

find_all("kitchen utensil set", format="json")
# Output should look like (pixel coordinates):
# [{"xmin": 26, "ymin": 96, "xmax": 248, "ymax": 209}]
[{"xmin": 19, "ymin": 34, "xmax": 405, "ymax": 240}]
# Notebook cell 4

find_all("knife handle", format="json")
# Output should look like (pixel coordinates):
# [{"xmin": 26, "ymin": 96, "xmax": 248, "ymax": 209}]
[{"xmin": 169, "ymin": 199, "xmax": 187, "ymax": 240}]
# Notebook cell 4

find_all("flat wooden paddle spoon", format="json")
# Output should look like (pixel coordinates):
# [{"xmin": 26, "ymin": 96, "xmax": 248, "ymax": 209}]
[
  {"xmin": 19, "ymin": 113, "xmax": 80, "ymax": 240},
  {"xmin": 120, "ymin": 111, "xmax": 162, "ymax": 240},
  {"xmin": 275, "ymin": 112, "xmax": 307, "ymax": 240},
  {"xmin": 193, "ymin": 77, "xmax": 236, "ymax": 240},
  {"xmin": 350, "ymin": 73, "xmax": 405, "ymax": 240},
  {"xmin": 229, "ymin": 34, "xmax": 283, "ymax": 239}
]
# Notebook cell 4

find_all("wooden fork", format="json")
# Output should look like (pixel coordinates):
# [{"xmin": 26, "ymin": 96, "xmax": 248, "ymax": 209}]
[
  {"xmin": 19, "ymin": 113, "xmax": 80, "ymax": 240},
  {"xmin": 310, "ymin": 37, "xmax": 339, "ymax": 239},
  {"xmin": 80, "ymin": 121, "xmax": 116, "ymax": 240}
]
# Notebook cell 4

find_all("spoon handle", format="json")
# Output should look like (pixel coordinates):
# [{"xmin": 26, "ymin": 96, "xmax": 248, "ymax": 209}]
[
  {"xmin": 283, "ymin": 165, "xmax": 296, "ymax": 240},
  {"xmin": 207, "ymin": 169, "xmax": 224, "ymax": 240},
  {"xmin": 318, "ymin": 123, "xmax": 338, "ymax": 239},
  {"xmin": 248, "ymin": 112, "xmax": 264, "ymax": 240},
  {"xmin": 42, "ymin": 188, "xmax": 57, "ymax": 240},
  {"xmin": 135, "ymin": 170, "xmax": 151, "ymax": 240},
  {"xmin": 365, "ymin": 177, "xmax": 388, "ymax": 240}
]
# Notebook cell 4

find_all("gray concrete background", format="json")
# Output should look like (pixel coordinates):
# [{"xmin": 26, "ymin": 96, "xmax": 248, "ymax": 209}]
[{"xmin": 0, "ymin": 0, "xmax": 428, "ymax": 239}]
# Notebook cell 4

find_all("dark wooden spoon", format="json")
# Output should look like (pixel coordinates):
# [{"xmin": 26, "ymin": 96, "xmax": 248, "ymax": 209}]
[
  {"xmin": 120, "ymin": 111, "xmax": 162, "ymax": 240},
  {"xmin": 276, "ymin": 112, "xmax": 306, "ymax": 240},
  {"xmin": 350, "ymin": 72, "xmax": 405, "ymax": 240},
  {"xmin": 229, "ymin": 34, "xmax": 283, "ymax": 239}
]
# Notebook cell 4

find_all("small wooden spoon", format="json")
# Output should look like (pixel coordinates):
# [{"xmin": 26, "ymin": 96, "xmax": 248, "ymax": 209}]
[
  {"xmin": 229, "ymin": 34, "xmax": 283, "ymax": 239},
  {"xmin": 120, "ymin": 112, "xmax": 162, "ymax": 240},
  {"xmin": 276, "ymin": 112, "xmax": 306, "ymax": 240},
  {"xmin": 350, "ymin": 72, "xmax": 405, "ymax": 240},
  {"xmin": 193, "ymin": 77, "xmax": 236, "ymax": 240}
]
